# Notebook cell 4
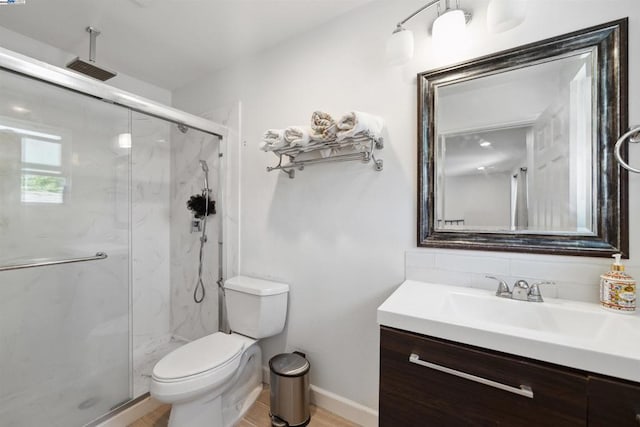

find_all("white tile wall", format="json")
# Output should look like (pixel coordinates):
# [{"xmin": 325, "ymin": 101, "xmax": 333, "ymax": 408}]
[{"xmin": 405, "ymin": 248, "xmax": 640, "ymax": 304}]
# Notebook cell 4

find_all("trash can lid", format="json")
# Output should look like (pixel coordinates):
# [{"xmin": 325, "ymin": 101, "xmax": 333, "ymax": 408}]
[{"xmin": 269, "ymin": 352, "xmax": 310, "ymax": 377}]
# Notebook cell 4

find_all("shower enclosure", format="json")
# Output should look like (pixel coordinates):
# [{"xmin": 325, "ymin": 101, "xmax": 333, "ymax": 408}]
[{"xmin": 0, "ymin": 48, "xmax": 225, "ymax": 426}]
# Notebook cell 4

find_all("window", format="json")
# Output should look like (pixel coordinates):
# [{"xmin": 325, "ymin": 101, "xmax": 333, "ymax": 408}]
[{"xmin": 20, "ymin": 137, "xmax": 66, "ymax": 204}]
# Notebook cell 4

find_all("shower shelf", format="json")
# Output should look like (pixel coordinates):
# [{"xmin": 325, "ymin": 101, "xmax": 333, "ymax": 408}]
[{"xmin": 265, "ymin": 134, "xmax": 384, "ymax": 179}]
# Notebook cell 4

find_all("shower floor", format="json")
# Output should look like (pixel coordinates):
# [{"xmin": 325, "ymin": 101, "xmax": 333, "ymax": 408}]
[
  {"xmin": 133, "ymin": 336, "xmax": 187, "ymax": 397},
  {"xmin": 0, "ymin": 337, "xmax": 186, "ymax": 426},
  {"xmin": 0, "ymin": 365, "xmax": 129, "ymax": 427}
]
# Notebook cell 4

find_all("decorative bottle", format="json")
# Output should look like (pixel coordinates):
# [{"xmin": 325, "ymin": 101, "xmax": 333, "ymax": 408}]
[{"xmin": 600, "ymin": 254, "xmax": 636, "ymax": 313}]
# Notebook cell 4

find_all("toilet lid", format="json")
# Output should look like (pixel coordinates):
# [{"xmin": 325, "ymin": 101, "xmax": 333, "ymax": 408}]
[{"xmin": 153, "ymin": 333, "xmax": 244, "ymax": 380}]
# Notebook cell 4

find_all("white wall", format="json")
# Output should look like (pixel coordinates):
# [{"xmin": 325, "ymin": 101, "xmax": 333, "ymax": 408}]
[
  {"xmin": 444, "ymin": 173, "xmax": 511, "ymax": 227},
  {"xmin": 173, "ymin": 0, "xmax": 640, "ymax": 414}
]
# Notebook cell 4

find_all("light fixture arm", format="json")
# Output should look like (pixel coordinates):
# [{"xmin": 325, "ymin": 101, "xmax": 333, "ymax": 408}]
[{"xmin": 395, "ymin": 0, "xmax": 441, "ymax": 30}]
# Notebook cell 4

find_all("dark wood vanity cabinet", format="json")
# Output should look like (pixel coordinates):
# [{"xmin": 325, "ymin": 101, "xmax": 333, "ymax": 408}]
[
  {"xmin": 588, "ymin": 376, "xmax": 640, "ymax": 426},
  {"xmin": 379, "ymin": 327, "xmax": 640, "ymax": 427}
]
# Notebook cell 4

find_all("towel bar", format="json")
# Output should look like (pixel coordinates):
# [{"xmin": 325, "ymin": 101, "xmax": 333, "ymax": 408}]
[
  {"xmin": 0, "ymin": 252, "xmax": 108, "ymax": 272},
  {"xmin": 614, "ymin": 125, "xmax": 640, "ymax": 173}
]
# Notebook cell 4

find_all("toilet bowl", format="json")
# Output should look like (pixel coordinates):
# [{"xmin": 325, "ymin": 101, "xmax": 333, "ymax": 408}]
[{"xmin": 150, "ymin": 276, "xmax": 289, "ymax": 427}]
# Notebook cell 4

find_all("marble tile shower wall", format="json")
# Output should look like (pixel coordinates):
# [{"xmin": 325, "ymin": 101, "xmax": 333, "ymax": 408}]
[
  {"xmin": 170, "ymin": 126, "xmax": 220, "ymax": 341},
  {"xmin": 406, "ymin": 249, "xmax": 640, "ymax": 303},
  {"xmin": 131, "ymin": 113, "xmax": 172, "ymax": 356}
]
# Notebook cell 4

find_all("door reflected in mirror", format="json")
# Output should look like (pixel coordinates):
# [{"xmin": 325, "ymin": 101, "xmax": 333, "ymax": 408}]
[{"xmin": 436, "ymin": 51, "xmax": 595, "ymax": 235}]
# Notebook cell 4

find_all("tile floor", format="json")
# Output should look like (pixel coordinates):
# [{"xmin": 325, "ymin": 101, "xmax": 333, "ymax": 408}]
[{"xmin": 129, "ymin": 386, "xmax": 360, "ymax": 427}]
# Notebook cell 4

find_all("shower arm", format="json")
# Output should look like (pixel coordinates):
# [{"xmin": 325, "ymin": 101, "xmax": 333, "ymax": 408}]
[{"xmin": 87, "ymin": 26, "xmax": 100, "ymax": 63}]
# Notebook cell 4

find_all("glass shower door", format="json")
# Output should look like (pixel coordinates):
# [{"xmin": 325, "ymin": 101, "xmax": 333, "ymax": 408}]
[{"xmin": 0, "ymin": 70, "xmax": 131, "ymax": 426}]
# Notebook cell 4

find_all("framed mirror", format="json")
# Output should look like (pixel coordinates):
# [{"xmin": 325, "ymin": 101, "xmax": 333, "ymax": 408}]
[{"xmin": 418, "ymin": 19, "xmax": 628, "ymax": 257}]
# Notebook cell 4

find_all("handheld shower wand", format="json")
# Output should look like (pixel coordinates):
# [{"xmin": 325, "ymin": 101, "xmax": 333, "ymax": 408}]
[
  {"xmin": 194, "ymin": 160, "xmax": 211, "ymax": 303},
  {"xmin": 200, "ymin": 160, "xmax": 210, "ymax": 192}
]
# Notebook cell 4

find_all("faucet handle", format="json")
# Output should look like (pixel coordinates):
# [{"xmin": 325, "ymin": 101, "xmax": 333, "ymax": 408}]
[
  {"xmin": 528, "ymin": 281, "xmax": 555, "ymax": 303},
  {"xmin": 486, "ymin": 275, "xmax": 511, "ymax": 297}
]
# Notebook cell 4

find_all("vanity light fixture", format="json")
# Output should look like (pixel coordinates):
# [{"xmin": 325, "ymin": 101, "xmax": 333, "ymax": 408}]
[
  {"xmin": 387, "ymin": 0, "xmax": 471, "ymax": 65},
  {"xmin": 479, "ymin": 140, "xmax": 492, "ymax": 147},
  {"xmin": 387, "ymin": 0, "xmax": 527, "ymax": 65}
]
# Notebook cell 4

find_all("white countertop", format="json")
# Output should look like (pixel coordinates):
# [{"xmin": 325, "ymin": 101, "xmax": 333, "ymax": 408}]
[{"xmin": 377, "ymin": 280, "xmax": 640, "ymax": 382}]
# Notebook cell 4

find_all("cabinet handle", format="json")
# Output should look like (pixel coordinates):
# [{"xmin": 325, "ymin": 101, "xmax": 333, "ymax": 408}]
[{"xmin": 409, "ymin": 353, "xmax": 534, "ymax": 399}]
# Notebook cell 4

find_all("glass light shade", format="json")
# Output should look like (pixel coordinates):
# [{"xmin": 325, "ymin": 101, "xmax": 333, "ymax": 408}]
[
  {"xmin": 487, "ymin": 0, "xmax": 527, "ymax": 33},
  {"xmin": 386, "ymin": 28, "xmax": 414, "ymax": 66},
  {"xmin": 432, "ymin": 9, "xmax": 466, "ymax": 47}
]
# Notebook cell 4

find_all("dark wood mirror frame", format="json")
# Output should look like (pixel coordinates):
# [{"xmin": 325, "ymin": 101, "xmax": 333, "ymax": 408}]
[{"xmin": 418, "ymin": 19, "xmax": 629, "ymax": 257}]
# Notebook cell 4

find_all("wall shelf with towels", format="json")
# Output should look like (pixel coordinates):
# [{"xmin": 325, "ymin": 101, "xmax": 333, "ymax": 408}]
[{"xmin": 266, "ymin": 134, "xmax": 384, "ymax": 179}]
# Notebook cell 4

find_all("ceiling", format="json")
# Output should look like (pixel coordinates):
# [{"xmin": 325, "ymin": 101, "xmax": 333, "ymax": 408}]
[
  {"xmin": 444, "ymin": 127, "xmax": 529, "ymax": 177},
  {"xmin": 0, "ymin": 0, "xmax": 373, "ymax": 90}
]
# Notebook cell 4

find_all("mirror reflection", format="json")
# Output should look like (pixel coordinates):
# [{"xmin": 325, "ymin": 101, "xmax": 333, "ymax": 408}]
[{"xmin": 435, "ymin": 50, "xmax": 595, "ymax": 235}]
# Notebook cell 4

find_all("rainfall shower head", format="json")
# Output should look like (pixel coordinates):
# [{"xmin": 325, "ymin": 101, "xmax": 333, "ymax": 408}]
[
  {"xmin": 66, "ymin": 27, "xmax": 117, "ymax": 81},
  {"xmin": 200, "ymin": 160, "xmax": 209, "ymax": 173}
]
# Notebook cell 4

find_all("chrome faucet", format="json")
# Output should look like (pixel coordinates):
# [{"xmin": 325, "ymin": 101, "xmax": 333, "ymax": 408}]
[
  {"xmin": 486, "ymin": 276, "xmax": 554, "ymax": 302},
  {"xmin": 511, "ymin": 280, "xmax": 530, "ymax": 301}
]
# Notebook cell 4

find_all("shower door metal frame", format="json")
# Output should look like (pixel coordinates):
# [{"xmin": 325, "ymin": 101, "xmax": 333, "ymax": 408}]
[{"xmin": 0, "ymin": 45, "xmax": 227, "ymax": 139}]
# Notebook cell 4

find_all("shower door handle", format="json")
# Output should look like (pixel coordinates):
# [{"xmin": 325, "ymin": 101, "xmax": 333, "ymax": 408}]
[{"xmin": 0, "ymin": 252, "xmax": 108, "ymax": 272}]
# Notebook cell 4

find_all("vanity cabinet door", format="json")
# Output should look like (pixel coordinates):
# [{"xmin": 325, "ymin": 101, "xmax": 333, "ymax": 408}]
[
  {"xmin": 379, "ymin": 327, "xmax": 588, "ymax": 427},
  {"xmin": 588, "ymin": 376, "xmax": 640, "ymax": 426}
]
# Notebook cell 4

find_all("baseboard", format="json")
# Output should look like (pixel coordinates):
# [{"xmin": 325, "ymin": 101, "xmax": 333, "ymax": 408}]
[
  {"xmin": 309, "ymin": 385, "xmax": 378, "ymax": 427},
  {"xmin": 92, "ymin": 394, "xmax": 163, "ymax": 427},
  {"xmin": 262, "ymin": 366, "xmax": 378, "ymax": 427}
]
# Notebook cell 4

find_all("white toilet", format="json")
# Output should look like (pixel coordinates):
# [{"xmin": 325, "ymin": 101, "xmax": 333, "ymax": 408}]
[{"xmin": 150, "ymin": 276, "xmax": 289, "ymax": 427}]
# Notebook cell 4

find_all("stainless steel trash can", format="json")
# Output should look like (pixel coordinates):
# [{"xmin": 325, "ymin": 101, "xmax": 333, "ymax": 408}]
[{"xmin": 269, "ymin": 351, "xmax": 310, "ymax": 427}]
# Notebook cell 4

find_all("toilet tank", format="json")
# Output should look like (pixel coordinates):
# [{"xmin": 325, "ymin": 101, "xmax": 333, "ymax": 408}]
[{"xmin": 224, "ymin": 276, "xmax": 289, "ymax": 339}]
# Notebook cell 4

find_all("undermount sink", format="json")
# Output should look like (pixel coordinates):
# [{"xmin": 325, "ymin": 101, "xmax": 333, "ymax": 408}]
[
  {"xmin": 377, "ymin": 280, "xmax": 640, "ymax": 383},
  {"xmin": 443, "ymin": 291, "xmax": 607, "ymax": 340}
]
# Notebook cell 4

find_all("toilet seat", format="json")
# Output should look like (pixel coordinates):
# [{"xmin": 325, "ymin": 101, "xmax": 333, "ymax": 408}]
[
  {"xmin": 153, "ymin": 333, "xmax": 245, "ymax": 382},
  {"xmin": 150, "ymin": 333, "xmax": 247, "ymax": 403}
]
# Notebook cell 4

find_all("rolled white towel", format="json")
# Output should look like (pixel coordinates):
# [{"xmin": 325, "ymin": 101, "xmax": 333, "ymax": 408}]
[
  {"xmin": 311, "ymin": 111, "xmax": 337, "ymax": 140},
  {"xmin": 336, "ymin": 111, "xmax": 384, "ymax": 141},
  {"xmin": 284, "ymin": 126, "xmax": 313, "ymax": 148},
  {"xmin": 261, "ymin": 129, "xmax": 286, "ymax": 151}
]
